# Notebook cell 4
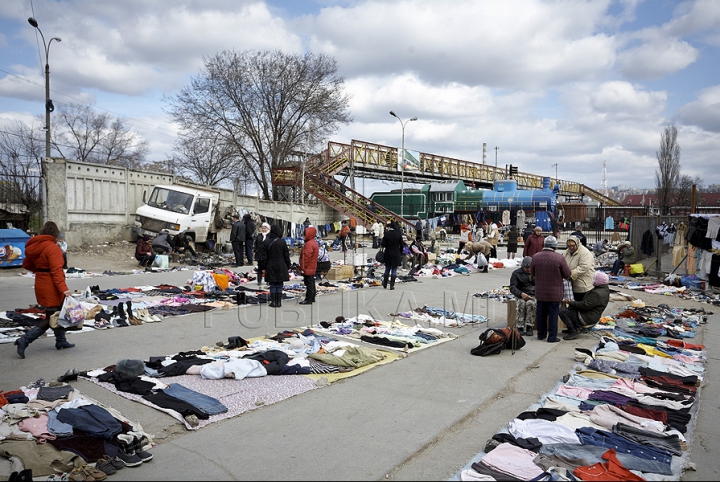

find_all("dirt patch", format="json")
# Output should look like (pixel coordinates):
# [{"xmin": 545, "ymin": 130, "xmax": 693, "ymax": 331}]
[{"xmin": 0, "ymin": 240, "xmax": 235, "ymax": 278}]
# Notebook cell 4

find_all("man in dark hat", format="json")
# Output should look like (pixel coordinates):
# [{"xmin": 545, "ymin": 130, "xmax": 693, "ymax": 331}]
[{"xmin": 530, "ymin": 236, "xmax": 571, "ymax": 343}]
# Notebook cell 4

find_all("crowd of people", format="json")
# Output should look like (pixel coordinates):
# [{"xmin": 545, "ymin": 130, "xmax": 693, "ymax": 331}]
[{"xmin": 17, "ymin": 213, "xmax": 623, "ymax": 361}]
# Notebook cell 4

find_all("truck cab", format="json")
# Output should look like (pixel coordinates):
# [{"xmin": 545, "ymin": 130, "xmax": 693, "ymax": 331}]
[{"xmin": 133, "ymin": 184, "xmax": 218, "ymax": 244}]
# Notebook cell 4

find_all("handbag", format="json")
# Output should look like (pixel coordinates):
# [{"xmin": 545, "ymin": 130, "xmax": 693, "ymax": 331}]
[{"xmin": 375, "ymin": 248, "xmax": 385, "ymax": 263}]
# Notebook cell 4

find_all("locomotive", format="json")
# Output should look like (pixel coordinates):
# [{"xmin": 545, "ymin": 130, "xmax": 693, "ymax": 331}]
[{"xmin": 369, "ymin": 177, "xmax": 559, "ymax": 231}]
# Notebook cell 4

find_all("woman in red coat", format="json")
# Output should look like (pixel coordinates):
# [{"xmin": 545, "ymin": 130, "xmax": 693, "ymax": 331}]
[
  {"xmin": 15, "ymin": 221, "xmax": 75, "ymax": 359},
  {"xmin": 298, "ymin": 226, "xmax": 318, "ymax": 305}
]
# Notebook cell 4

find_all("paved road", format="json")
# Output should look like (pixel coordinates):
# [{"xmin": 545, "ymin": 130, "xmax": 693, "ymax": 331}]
[{"xmin": 0, "ymin": 249, "xmax": 717, "ymax": 481}]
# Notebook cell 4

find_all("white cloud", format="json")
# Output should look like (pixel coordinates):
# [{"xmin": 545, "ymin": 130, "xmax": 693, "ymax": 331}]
[
  {"xmin": 616, "ymin": 36, "xmax": 698, "ymax": 80},
  {"xmin": 678, "ymin": 85, "xmax": 720, "ymax": 132}
]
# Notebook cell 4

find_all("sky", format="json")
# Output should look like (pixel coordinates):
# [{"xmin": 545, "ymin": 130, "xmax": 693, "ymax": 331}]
[{"xmin": 1, "ymin": 0, "xmax": 719, "ymax": 198}]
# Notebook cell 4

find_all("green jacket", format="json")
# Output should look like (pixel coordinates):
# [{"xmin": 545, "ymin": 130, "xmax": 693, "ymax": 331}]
[
  {"xmin": 566, "ymin": 284, "xmax": 610, "ymax": 327},
  {"xmin": 621, "ymin": 246, "xmax": 636, "ymax": 264}
]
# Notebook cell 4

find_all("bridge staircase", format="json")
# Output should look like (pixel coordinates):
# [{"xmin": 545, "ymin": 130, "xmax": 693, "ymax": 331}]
[{"xmin": 272, "ymin": 161, "xmax": 415, "ymax": 231}]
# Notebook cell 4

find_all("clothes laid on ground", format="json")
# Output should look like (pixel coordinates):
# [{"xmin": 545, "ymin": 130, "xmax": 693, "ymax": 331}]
[{"xmin": 452, "ymin": 302, "xmax": 706, "ymax": 481}]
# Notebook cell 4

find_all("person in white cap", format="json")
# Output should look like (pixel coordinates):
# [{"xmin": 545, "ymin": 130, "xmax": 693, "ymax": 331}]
[{"xmin": 610, "ymin": 240, "xmax": 636, "ymax": 276}]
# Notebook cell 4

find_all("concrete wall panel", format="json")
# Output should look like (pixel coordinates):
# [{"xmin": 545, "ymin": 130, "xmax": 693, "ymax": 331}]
[{"xmin": 44, "ymin": 158, "xmax": 341, "ymax": 247}]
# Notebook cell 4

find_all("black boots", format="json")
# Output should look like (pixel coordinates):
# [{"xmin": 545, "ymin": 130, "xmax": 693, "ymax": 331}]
[
  {"xmin": 389, "ymin": 275, "xmax": 396, "ymax": 290},
  {"xmin": 14, "ymin": 326, "xmax": 46, "ymax": 359},
  {"xmin": 268, "ymin": 293, "xmax": 282, "ymax": 308},
  {"xmin": 382, "ymin": 275, "xmax": 388, "ymax": 289},
  {"xmin": 9, "ymin": 469, "xmax": 33, "ymax": 482},
  {"xmin": 54, "ymin": 328, "xmax": 76, "ymax": 350}
]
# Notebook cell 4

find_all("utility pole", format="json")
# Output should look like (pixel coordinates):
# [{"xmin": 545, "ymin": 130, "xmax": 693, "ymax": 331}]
[
  {"xmin": 551, "ymin": 163, "xmax": 559, "ymax": 186},
  {"xmin": 494, "ymin": 146, "xmax": 499, "ymax": 182}
]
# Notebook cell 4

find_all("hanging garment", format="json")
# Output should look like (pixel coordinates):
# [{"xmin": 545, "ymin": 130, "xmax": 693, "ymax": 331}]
[
  {"xmin": 516, "ymin": 210, "xmax": 526, "ymax": 228},
  {"xmin": 502, "ymin": 210, "xmax": 511, "ymax": 226},
  {"xmin": 671, "ymin": 245, "xmax": 686, "ymax": 267},
  {"xmin": 675, "ymin": 222, "xmax": 688, "ymax": 247},
  {"xmin": 686, "ymin": 245, "xmax": 697, "ymax": 274},
  {"xmin": 640, "ymin": 230, "xmax": 655, "ymax": 257},
  {"xmin": 605, "ymin": 216, "xmax": 615, "ymax": 230}
]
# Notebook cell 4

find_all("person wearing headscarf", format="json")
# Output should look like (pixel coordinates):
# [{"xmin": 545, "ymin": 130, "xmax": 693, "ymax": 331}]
[
  {"xmin": 254, "ymin": 222, "xmax": 271, "ymax": 287},
  {"xmin": 135, "ymin": 234, "xmax": 156, "ymax": 268},
  {"xmin": 263, "ymin": 224, "xmax": 290, "ymax": 308},
  {"xmin": 509, "ymin": 256, "xmax": 536, "ymax": 336},
  {"xmin": 380, "ymin": 221, "xmax": 405, "ymax": 290},
  {"xmin": 560, "ymin": 271, "xmax": 610, "ymax": 340},
  {"xmin": 523, "ymin": 226, "xmax": 544, "ymax": 258},
  {"xmin": 15, "ymin": 221, "xmax": 75, "ymax": 359},
  {"xmin": 563, "ymin": 234, "xmax": 595, "ymax": 302}
]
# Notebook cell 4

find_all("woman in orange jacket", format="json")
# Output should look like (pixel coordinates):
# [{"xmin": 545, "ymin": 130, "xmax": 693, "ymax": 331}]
[
  {"xmin": 298, "ymin": 226, "xmax": 318, "ymax": 305},
  {"xmin": 15, "ymin": 221, "xmax": 75, "ymax": 359}
]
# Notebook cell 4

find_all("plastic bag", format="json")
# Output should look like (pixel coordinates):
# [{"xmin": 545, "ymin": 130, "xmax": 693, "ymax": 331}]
[{"xmin": 60, "ymin": 296, "xmax": 85, "ymax": 324}]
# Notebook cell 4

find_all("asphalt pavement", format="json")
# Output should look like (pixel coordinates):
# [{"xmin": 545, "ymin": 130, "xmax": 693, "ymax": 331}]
[{"xmin": 0, "ymin": 247, "xmax": 717, "ymax": 481}]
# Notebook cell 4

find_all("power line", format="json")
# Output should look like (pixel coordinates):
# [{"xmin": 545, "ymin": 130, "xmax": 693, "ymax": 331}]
[{"xmin": 0, "ymin": 68, "xmax": 179, "ymax": 140}]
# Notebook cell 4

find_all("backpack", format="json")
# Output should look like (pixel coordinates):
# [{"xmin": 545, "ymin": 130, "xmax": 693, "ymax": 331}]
[{"xmin": 470, "ymin": 328, "xmax": 526, "ymax": 356}]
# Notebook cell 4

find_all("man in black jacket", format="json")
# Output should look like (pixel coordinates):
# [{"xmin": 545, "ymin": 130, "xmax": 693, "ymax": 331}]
[
  {"xmin": 173, "ymin": 231, "xmax": 197, "ymax": 257},
  {"xmin": 230, "ymin": 214, "xmax": 246, "ymax": 267},
  {"xmin": 243, "ymin": 214, "xmax": 256, "ymax": 264}
]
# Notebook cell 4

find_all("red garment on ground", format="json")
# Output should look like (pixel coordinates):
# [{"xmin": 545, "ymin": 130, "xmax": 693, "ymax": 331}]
[{"xmin": 573, "ymin": 448, "xmax": 645, "ymax": 481}]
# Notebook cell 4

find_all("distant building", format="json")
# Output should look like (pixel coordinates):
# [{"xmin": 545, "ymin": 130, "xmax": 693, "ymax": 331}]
[{"xmin": 621, "ymin": 192, "xmax": 720, "ymax": 214}]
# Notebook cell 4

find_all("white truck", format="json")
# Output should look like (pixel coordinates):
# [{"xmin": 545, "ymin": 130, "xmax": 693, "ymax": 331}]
[{"xmin": 132, "ymin": 183, "xmax": 236, "ymax": 250}]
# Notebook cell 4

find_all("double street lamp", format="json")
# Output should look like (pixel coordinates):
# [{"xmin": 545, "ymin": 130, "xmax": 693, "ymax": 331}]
[
  {"xmin": 28, "ymin": 17, "xmax": 61, "ymax": 162},
  {"xmin": 389, "ymin": 111, "xmax": 417, "ymax": 219}
]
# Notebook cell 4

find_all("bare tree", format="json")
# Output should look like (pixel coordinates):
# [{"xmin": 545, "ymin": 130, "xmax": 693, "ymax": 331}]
[
  {"xmin": 173, "ymin": 132, "xmax": 244, "ymax": 186},
  {"xmin": 655, "ymin": 125, "xmax": 681, "ymax": 215},
  {"xmin": 53, "ymin": 103, "xmax": 149, "ymax": 168},
  {"xmin": 165, "ymin": 49, "xmax": 352, "ymax": 200},
  {"xmin": 0, "ymin": 120, "xmax": 44, "ymax": 215},
  {"xmin": 675, "ymin": 174, "xmax": 702, "ymax": 208}
]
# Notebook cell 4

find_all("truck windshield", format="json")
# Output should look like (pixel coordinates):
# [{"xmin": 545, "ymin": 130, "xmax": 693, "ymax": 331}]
[{"xmin": 147, "ymin": 188, "xmax": 194, "ymax": 214}]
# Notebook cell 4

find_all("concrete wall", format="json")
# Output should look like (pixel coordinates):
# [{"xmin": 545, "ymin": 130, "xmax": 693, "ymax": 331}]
[{"xmin": 44, "ymin": 159, "xmax": 340, "ymax": 247}]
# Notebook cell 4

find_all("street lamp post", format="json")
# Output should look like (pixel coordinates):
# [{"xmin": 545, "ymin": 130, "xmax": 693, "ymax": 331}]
[
  {"xmin": 389, "ymin": 111, "xmax": 417, "ymax": 219},
  {"xmin": 28, "ymin": 17, "xmax": 60, "ymax": 162},
  {"xmin": 28, "ymin": 17, "xmax": 60, "ymax": 225}
]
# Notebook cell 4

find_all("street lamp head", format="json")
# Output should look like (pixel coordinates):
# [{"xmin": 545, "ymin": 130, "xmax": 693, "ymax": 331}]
[
  {"xmin": 389, "ymin": 111, "xmax": 397, "ymax": 118},
  {"xmin": 52, "ymin": 37, "xmax": 62, "ymax": 43},
  {"xmin": 410, "ymin": 117, "xmax": 418, "ymax": 122},
  {"xmin": 28, "ymin": 17, "xmax": 39, "ymax": 28}
]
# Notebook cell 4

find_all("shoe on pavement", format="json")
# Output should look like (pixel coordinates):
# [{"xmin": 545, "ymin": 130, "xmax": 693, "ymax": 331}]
[
  {"xmin": 563, "ymin": 331, "xmax": 580, "ymax": 341},
  {"xmin": 547, "ymin": 337, "xmax": 561, "ymax": 343},
  {"xmin": 525, "ymin": 328, "xmax": 533, "ymax": 337}
]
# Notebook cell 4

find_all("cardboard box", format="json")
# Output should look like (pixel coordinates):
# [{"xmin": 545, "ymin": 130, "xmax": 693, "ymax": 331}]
[
  {"xmin": 427, "ymin": 252, "xmax": 436, "ymax": 262},
  {"xmin": 326, "ymin": 265, "xmax": 355, "ymax": 280}
]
